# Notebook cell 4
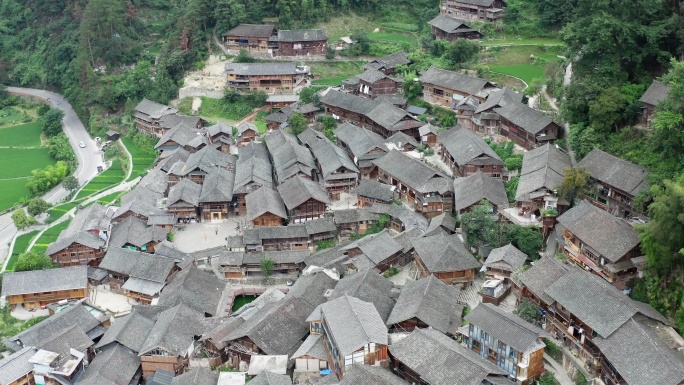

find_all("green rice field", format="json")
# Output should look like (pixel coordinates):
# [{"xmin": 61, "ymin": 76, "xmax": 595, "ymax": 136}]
[
  {"xmin": 0, "ymin": 122, "xmax": 42, "ymax": 147},
  {"xmin": 0, "ymin": 178, "xmax": 30, "ymax": 212},
  {"xmin": 483, "ymin": 45, "xmax": 564, "ymax": 84},
  {"xmin": 121, "ymin": 137, "xmax": 156, "ymax": 181},
  {"xmin": 74, "ymin": 158, "xmax": 125, "ymax": 200},
  {"xmin": 32, "ymin": 219, "xmax": 71, "ymax": 255},
  {"xmin": 0, "ymin": 148, "xmax": 53, "ymax": 179}
]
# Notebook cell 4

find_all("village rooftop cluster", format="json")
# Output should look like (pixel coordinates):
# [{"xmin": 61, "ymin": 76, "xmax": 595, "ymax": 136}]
[{"xmin": 0, "ymin": 4, "xmax": 679, "ymax": 385}]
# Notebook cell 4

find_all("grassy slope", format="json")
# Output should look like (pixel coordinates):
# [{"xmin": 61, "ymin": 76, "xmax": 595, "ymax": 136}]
[
  {"xmin": 0, "ymin": 122, "xmax": 42, "ymax": 146},
  {"xmin": 74, "ymin": 158, "xmax": 125, "ymax": 200},
  {"xmin": 7, "ymin": 230, "xmax": 41, "ymax": 271},
  {"xmin": 121, "ymin": 137, "xmax": 156, "ymax": 181},
  {"xmin": 32, "ymin": 219, "xmax": 71, "ymax": 255},
  {"xmin": 310, "ymin": 61, "xmax": 366, "ymax": 85}
]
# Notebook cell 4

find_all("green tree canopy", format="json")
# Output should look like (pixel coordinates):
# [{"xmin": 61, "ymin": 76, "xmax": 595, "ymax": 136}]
[
  {"xmin": 502, "ymin": 225, "xmax": 543, "ymax": 260},
  {"xmin": 39, "ymin": 109, "xmax": 65, "ymax": 137},
  {"xmin": 288, "ymin": 112, "xmax": 308, "ymax": 136},
  {"xmin": 461, "ymin": 200, "xmax": 499, "ymax": 248},
  {"xmin": 27, "ymin": 198, "xmax": 49, "ymax": 216},
  {"xmin": 557, "ymin": 167, "xmax": 592, "ymax": 207},
  {"xmin": 62, "ymin": 175, "xmax": 79, "ymax": 193},
  {"xmin": 14, "ymin": 251, "xmax": 56, "ymax": 272},
  {"xmin": 514, "ymin": 298, "xmax": 542, "ymax": 325},
  {"xmin": 637, "ymin": 175, "xmax": 684, "ymax": 275},
  {"xmin": 12, "ymin": 209, "xmax": 35, "ymax": 230},
  {"xmin": 260, "ymin": 258, "xmax": 274, "ymax": 277}
]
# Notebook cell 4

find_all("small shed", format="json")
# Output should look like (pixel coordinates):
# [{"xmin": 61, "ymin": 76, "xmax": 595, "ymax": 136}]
[{"xmin": 107, "ymin": 130, "xmax": 121, "ymax": 141}]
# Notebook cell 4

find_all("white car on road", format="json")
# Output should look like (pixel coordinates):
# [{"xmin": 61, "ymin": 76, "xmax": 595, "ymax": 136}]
[{"xmin": 79, "ymin": 141, "xmax": 86, "ymax": 148}]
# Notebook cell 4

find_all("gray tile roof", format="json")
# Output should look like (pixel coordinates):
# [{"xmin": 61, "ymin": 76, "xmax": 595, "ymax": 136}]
[
  {"xmin": 465, "ymin": 303, "xmax": 549, "ymax": 352},
  {"xmin": 453, "ymin": 172, "xmax": 508, "ymax": 212},
  {"xmin": 517, "ymin": 255, "xmax": 569, "ymax": 304},
  {"xmin": 246, "ymin": 186, "xmax": 288, "ymax": 221},
  {"xmin": 494, "ymin": 101, "xmax": 558, "ymax": 135},
  {"xmin": 45, "ymin": 229, "xmax": 106, "ymax": 256},
  {"xmin": 334, "ymin": 121, "xmax": 388, "ymax": 160},
  {"xmin": 266, "ymin": 131, "xmax": 318, "ymax": 182},
  {"xmin": 167, "ymin": 178, "xmax": 202, "ymax": 207},
  {"xmin": 454, "ymin": 0, "xmax": 497, "ymax": 6},
  {"xmin": 8, "ymin": 302, "xmax": 102, "ymax": 350},
  {"xmin": 113, "ymin": 197, "xmax": 166, "ymax": 221},
  {"xmin": 55, "ymin": 202, "xmax": 110, "ymax": 239},
  {"xmin": 276, "ymin": 29, "xmax": 327, "ymax": 42},
  {"xmin": 223, "ymin": 24, "xmax": 275, "ymax": 38},
  {"xmin": 357, "ymin": 68, "xmax": 390, "ymax": 84},
  {"xmin": 37, "ymin": 323, "xmax": 93, "ymax": 359},
  {"xmin": 99, "ymin": 247, "xmax": 175, "ymax": 285},
  {"xmin": 593, "ymin": 317, "xmax": 684, "ymax": 385},
  {"xmin": 2, "ymin": 265, "xmax": 87, "ymax": 297},
  {"xmin": 200, "ymin": 167, "xmax": 236, "ymax": 203},
  {"xmin": 320, "ymin": 89, "xmax": 378, "ymax": 116},
  {"xmin": 206, "ymin": 122, "xmax": 233, "ymax": 137},
  {"xmin": 341, "ymin": 230, "xmax": 403, "ymax": 265},
  {"xmin": 305, "ymin": 217, "xmax": 337, "ymax": 235},
  {"xmin": 199, "ymin": 317, "xmax": 245, "ymax": 349},
  {"xmin": 365, "ymin": 51, "xmax": 411, "ymax": 71},
  {"xmin": 393, "ymin": 227, "xmax": 425, "ymax": 253},
  {"xmin": 557, "ymin": 201, "xmax": 640, "ymax": 262},
  {"xmin": 515, "ymin": 143, "xmax": 571, "ymax": 202},
  {"xmin": 438, "ymin": 125, "xmax": 503, "ymax": 166},
  {"xmin": 77, "ymin": 344, "xmax": 141, "ymax": 385},
  {"xmin": 388, "ymin": 328, "xmax": 508, "ymax": 385},
  {"xmin": 308, "ymin": 136, "xmax": 360, "ymax": 180},
  {"xmin": 158, "ymin": 265, "xmax": 227, "ymax": 316},
  {"xmin": 0, "ymin": 346, "xmax": 36, "ymax": 385},
  {"xmin": 180, "ymin": 146, "xmax": 237, "ymax": 176},
  {"xmin": 428, "ymin": 14, "xmax": 475, "ymax": 33},
  {"xmin": 249, "ymin": 371, "xmax": 293, "ymax": 385},
  {"xmin": 334, "ymin": 208, "xmax": 380, "ymax": 225},
  {"xmin": 483, "ymin": 242, "xmax": 526, "ymax": 270},
  {"xmin": 385, "ymin": 132, "xmax": 418, "ymax": 149},
  {"xmin": 475, "ymin": 87, "xmax": 523, "ymax": 114},
  {"xmin": 340, "ymin": 365, "xmax": 409, "ymax": 385},
  {"xmin": 156, "ymin": 147, "xmax": 191, "ymax": 173},
  {"xmin": 225, "ymin": 62, "xmax": 297, "ymax": 76},
  {"xmin": 320, "ymin": 295, "xmax": 387, "ymax": 357},
  {"xmin": 639, "ymin": 79, "xmax": 671, "ymax": 106},
  {"xmin": 366, "ymin": 101, "xmax": 420, "ymax": 132},
  {"xmin": 329, "ymin": 269, "xmax": 396, "ymax": 322},
  {"xmin": 257, "ymin": 225, "xmax": 310, "ymax": 240},
  {"xmin": 172, "ymin": 368, "xmax": 219, "ymax": 385},
  {"xmin": 544, "ymin": 268, "xmax": 668, "ymax": 337},
  {"xmin": 234, "ymin": 156, "xmax": 273, "ymax": 194},
  {"xmin": 95, "ymin": 311, "xmax": 156, "ymax": 352},
  {"xmin": 277, "ymin": 175, "xmax": 331, "ymax": 209},
  {"xmin": 155, "ymin": 123, "xmax": 204, "ymax": 149},
  {"xmin": 419, "ymin": 67, "xmax": 493, "ymax": 96},
  {"xmin": 285, "ymin": 271, "xmax": 338, "ymax": 308},
  {"xmin": 353, "ymin": 179, "xmax": 395, "ymax": 202},
  {"xmin": 411, "ymin": 233, "xmax": 481, "ymax": 273},
  {"xmin": 225, "ymin": 296, "xmax": 315, "ymax": 356},
  {"xmin": 577, "ymin": 148, "xmax": 649, "ymax": 196},
  {"xmin": 139, "ymin": 303, "xmax": 208, "ymax": 356},
  {"xmin": 372, "ymin": 150, "xmax": 452, "ymax": 194},
  {"xmin": 291, "ymin": 334, "xmax": 327, "ymax": 360},
  {"xmin": 368, "ymin": 203, "xmax": 429, "ymax": 231},
  {"xmin": 135, "ymin": 98, "xmax": 177, "ymax": 118},
  {"xmin": 109, "ymin": 216, "xmax": 168, "ymax": 249},
  {"xmin": 386, "ymin": 275, "xmax": 461, "ymax": 334}
]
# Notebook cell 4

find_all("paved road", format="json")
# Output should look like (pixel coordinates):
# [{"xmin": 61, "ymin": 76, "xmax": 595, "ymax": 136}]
[{"xmin": 0, "ymin": 87, "xmax": 101, "ymax": 262}]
